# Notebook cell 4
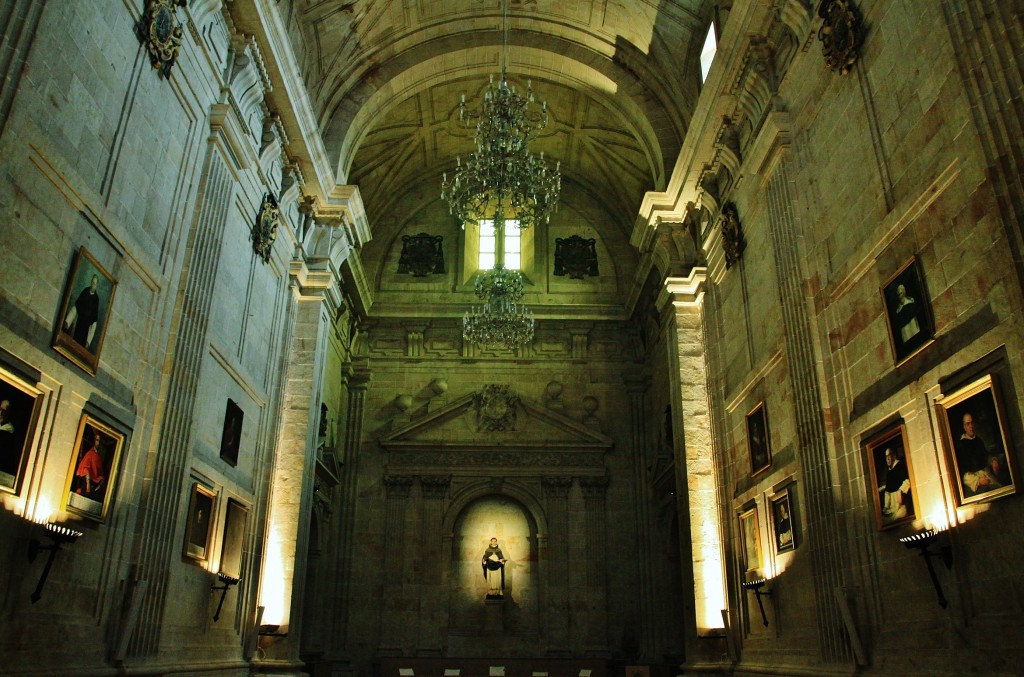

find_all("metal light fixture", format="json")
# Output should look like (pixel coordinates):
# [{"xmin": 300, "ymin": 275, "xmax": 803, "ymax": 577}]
[
  {"xmin": 28, "ymin": 521, "xmax": 84, "ymax": 603},
  {"xmin": 211, "ymin": 572, "xmax": 240, "ymax": 622},
  {"xmin": 900, "ymin": 528, "xmax": 953, "ymax": 608},
  {"xmin": 742, "ymin": 578, "xmax": 772, "ymax": 627},
  {"xmin": 440, "ymin": 1, "xmax": 560, "ymax": 232},
  {"xmin": 442, "ymin": 0, "xmax": 560, "ymax": 349},
  {"xmin": 463, "ymin": 265, "xmax": 535, "ymax": 348}
]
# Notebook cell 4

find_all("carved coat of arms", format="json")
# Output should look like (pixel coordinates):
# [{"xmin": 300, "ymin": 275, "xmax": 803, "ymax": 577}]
[{"xmin": 475, "ymin": 384, "xmax": 519, "ymax": 432}]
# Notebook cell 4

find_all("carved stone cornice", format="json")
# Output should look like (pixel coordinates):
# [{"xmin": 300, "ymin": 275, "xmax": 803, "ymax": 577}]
[{"xmin": 387, "ymin": 449, "xmax": 606, "ymax": 475}]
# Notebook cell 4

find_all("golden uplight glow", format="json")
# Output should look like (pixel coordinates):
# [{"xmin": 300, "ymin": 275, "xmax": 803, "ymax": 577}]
[{"xmin": 259, "ymin": 524, "xmax": 289, "ymax": 626}]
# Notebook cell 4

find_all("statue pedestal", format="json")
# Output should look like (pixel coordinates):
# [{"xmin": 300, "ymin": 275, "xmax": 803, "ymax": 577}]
[{"xmin": 484, "ymin": 598, "xmax": 504, "ymax": 633}]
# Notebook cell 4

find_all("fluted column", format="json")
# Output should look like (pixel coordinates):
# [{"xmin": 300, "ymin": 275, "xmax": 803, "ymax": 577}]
[
  {"xmin": 542, "ymin": 476, "xmax": 573, "ymax": 655},
  {"xmin": 379, "ymin": 475, "xmax": 414, "ymax": 653},
  {"xmin": 623, "ymin": 373, "xmax": 658, "ymax": 661},
  {"xmin": 765, "ymin": 154, "xmax": 849, "ymax": 663},
  {"xmin": 417, "ymin": 475, "xmax": 451, "ymax": 654},
  {"xmin": 128, "ymin": 146, "xmax": 235, "ymax": 658},
  {"xmin": 580, "ymin": 476, "xmax": 610, "ymax": 654},
  {"xmin": 334, "ymin": 359, "xmax": 371, "ymax": 648}
]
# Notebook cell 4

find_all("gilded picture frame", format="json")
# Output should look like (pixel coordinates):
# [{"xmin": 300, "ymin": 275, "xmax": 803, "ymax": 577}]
[
  {"xmin": 64, "ymin": 413, "xmax": 126, "ymax": 522},
  {"xmin": 0, "ymin": 369, "xmax": 44, "ymax": 495},
  {"xmin": 936, "ymin": 375, "xmax": 1017, "ymax": 506},
  {"xmin": 864, "ymin": 422, "xmax": 917, "ymax": 530},
  {"xmin": 184, "ymin": 482, "xmax": 217, "ymax": 563},
  {"xmin": 739, "ymin": 506, "xmax": 761, "ymax": 572},
  {"xmin": 52, "ymin": 247, "xmax": 118, "ymax": 376},
  {"xmin": 881, "ymin": 257, "xmax": 934, "ymax": 365},
  {"xmin": 746, "ymin": 401, "xmax": 772, "ymax": 477}
]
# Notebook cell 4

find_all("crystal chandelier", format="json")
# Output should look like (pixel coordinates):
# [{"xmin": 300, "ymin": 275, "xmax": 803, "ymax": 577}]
[
  {"xmin": 442, "ymin": 0, "xmax": 560, "ymax": 349},
  {"xmin": 462, "ymin": 265, "xmax": 535, "ymax": 348}
]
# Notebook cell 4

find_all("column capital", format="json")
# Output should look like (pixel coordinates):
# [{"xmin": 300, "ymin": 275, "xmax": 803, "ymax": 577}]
[
  {"xmin": 579, "ymin": 475, "xmax": 610, "ymax": 498},
  {"xmin": 657, "ymin": 267, "xmax": 708, "ymax": 312},
  {"xmin": 542, "ymin": 476, "xmax": 573, "ymax": 498},
  {"xmin": 383, "ymin": 475, "xmax": 415, "ymax": 498},
  {"xmin": 420, "ymin": 475, "xmax": 451, "ymax": 498}
]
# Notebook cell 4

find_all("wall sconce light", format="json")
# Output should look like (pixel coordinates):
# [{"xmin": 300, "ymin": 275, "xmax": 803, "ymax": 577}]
[
  {"xmin": 211, "ymin": 572, "xmax": 240, "ymax": 622},
  {"xmin": 742, "ymin": 578, "xmax": 772, "ymax": 627},
  {"xmin": 258, "ymin": 623, "xmax": 288, "ymax": 637},
  {"xmin": 27, "ymin": 522, "xmax": 84, "ymax": 603},
  {"xmin": 899, "ymin": 529, "xmax": 953, "ymax": 608}
]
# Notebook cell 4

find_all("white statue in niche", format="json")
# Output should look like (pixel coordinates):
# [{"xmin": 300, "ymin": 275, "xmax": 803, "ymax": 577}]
[{"xmin": 481, "ymin": 537, "xmax": 507, "ymax": 599}]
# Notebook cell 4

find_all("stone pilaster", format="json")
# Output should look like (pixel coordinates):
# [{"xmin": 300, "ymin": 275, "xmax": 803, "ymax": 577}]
[
  {"xmin": 379, "ymin": 475, "xmax": 414, "ymax": 653},
  {"xmin": 128, "ymin": 146, "xmax": 236, "ymax": 658},
  {"xmin": 579, "ymin": 476, "xmax": 610, "ymax": 655},
  {"xmin": 623, "ymin": 373, "xmax": 659, "ymax": 661},
  {"xmin": 417, "ymin": 475, "xmax": 450, "ymax": 654},
  {"xmin": 659, "ymin": 269, "xmax": 727, "ymax": 665},
  {"xmin": 257, "ymin": 231, "xmax": 345, "ymax": 670},
  {"xmin": 542, "ymin": 476, "xmax": 573, "ymax": 655},
  {"xmin": 334, "ymin": 359, "xmax": 371, "ymax": 647},
  {"xmin": 764, "ymin": 154, "xmax": 850, "ymax": 663}
]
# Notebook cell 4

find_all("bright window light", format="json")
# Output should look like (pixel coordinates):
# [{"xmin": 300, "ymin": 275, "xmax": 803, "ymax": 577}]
[
  {"xmin": 700, "ymin": 23, "xmax": 717, "ymax": 82},
  {"xmin": 479, "ymin": 219, "xmax": 521, "ymax": 270}
]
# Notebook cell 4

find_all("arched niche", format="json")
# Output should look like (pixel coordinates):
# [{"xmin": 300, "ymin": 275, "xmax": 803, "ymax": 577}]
[{"xmin": 444, "ymin": 488, "xmax": 543, "ymax": 644}]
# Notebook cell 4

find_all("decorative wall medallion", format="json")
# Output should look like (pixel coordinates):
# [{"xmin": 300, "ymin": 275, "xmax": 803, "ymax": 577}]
[
  {"xmin": 720, "ymin": 202, "xmax": 745, "ymax": 269},
  {"xmin": 817, "ymin": 0, "xmax": 860, "ymax": 75},
  {"xmin": 136, "ymin": 0, "xmax": 188, "ymax": 79},
  {"xmin": 397, "ymin": 232, "xmax": 446, "ymax": 276},
  {"xmin": 553, "ymin": 235, "xmax": 599, "ymax": 279},
  {"xmin": 475, "ymin": 384, "xmax": 519, "ymax": 432},
  {"xmin": 252, "ymin": 193, "xmax": 280, "ymax": 263}
]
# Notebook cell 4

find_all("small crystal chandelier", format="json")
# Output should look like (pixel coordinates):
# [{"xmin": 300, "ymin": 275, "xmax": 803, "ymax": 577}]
[
  {"xmin": 442, "ymin": 0, "xmax": 560, "ymax": 349},
  {"xmin": 463, "ymin": 264, "xmax": 535, "ymax": 348}
]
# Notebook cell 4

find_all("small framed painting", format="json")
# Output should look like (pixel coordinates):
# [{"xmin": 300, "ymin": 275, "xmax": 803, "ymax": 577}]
[
  {"xmin": 770, "ymin": 489, "xmax": 796, "ymax": 553},
  {"xmin": 864, "ymin": 422, "xmax": 917, "ymax": 530},
  {"xmin": 936, "ymin": 374, "xmax": 1016, "ymax": 506},
  {"xmin": 64, "ymin": 413, "xmax": 126, "ymax": 522},
  {"xmin": 52, "ymin": 247, "xmax": 118, "ymax": 376},
  {"xmin": 184, "ymin": 482, "xmax": 217, "ymax": 563},
  {"xmin": 739, "ymin": 506, "xmax": 761, "ymax": 572},
  {"xmin": 881, "ymin": 257, "xmax": 934, "ymax": 365},
  {"xmin": 219, "ymin": 399, "xmax": 243, "ymax": 466},
  {"xmin": 0, "ymin": 369, "xmax": 43, "ymax": 495},
  {"xmin": 746, "ymin": 402, "xmax": 771, "ymax": 477}
]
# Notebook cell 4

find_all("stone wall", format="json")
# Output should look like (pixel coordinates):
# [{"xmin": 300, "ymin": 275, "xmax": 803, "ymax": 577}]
[
  {"xmin": 638, "ymin": 0, "xmax": 1024, "ymax": 674},
  {"xmin": 0, "ymin": 1, "xmax": 328, "ymax": 673}
]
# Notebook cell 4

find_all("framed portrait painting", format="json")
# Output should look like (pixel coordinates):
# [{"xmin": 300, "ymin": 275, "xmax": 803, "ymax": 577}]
[
  {"xmin": 184, "ymin": 482, "xmax": 217, "ymax": 563},
  {"xmin": 739, "ymin": 506, "xmax": 761, "ymax": 572},
  {"xmin": 770, "ymin": 489, "xmax": 796, "ymax": 553},
  {"xmin": 864, "ymin": 423, "xmax": 917, "ymax": 530},
  {"xmin": 881, "ymin": 257, "xmax": 934, "ymax": 365},
  {"xmin": 64, "ymin": 413, "xmax": 126, "ymax": 522},
  {"xmin": 52, "ymin": 247, "xmax": 118, "ymax": 376},
  {"xmin": 0, "ymin": 369, "xmax": 43, "ymax": 495},
  {"xmin": 219, "ymin": 399, "xmax": 243, "ymax": 466},
  {"xmin": 936, "ymin": 375, "xmax": 1016, "ymax": 506},
  {"xmin": 746, "ymin": 402, "xmax": 771, "ymax": 477}
]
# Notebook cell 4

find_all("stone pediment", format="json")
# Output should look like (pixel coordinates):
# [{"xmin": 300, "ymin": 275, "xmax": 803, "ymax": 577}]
[{"xmin": 379, "ymin": 387, "xmax": 613, "ymax": 475}]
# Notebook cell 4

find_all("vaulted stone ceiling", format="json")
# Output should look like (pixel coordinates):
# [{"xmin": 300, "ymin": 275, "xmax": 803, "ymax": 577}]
[{"xmin": 276, "ymin": 0, "xmax": 713, "ymax": 314}]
